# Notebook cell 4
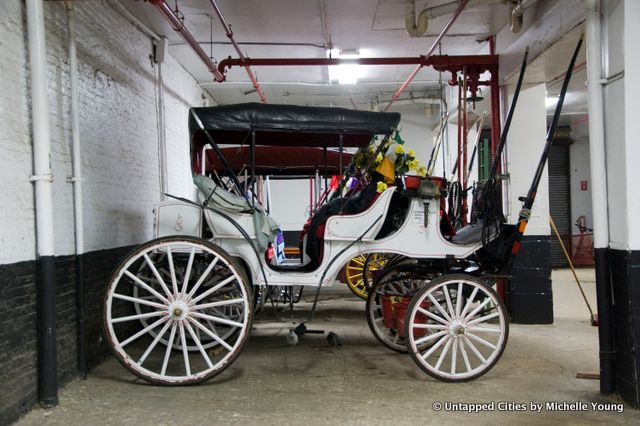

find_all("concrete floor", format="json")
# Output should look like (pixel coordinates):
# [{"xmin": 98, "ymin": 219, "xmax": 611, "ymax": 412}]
[{"xmin": 18, "ymin": 269, "xmax": 637, "ymax": 425}]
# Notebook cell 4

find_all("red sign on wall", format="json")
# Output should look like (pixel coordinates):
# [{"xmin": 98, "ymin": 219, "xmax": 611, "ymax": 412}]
[{"xmin": 580, "ymin": 180, "xmax": 588, "ymax": 191}]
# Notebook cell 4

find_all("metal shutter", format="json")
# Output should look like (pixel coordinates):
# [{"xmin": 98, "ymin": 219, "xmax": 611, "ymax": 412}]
[{"xmin": 548, "ymin": 143, "xmax": 571, "ymax": 268}]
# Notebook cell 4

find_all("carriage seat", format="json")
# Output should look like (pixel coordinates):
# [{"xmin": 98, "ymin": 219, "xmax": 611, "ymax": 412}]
[
  {"xmin": 449, "ymin": 220, "xmax": 498, "ymax": 245},
  {"xmin": 194, "ymin": 175, "xmax": 279, "ymax": 251}
]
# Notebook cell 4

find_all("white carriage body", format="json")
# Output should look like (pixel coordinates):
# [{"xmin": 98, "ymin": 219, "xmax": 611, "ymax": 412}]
[{"xmin": 154, "ymin": 186, "xmax": 483, "ymax": 289}]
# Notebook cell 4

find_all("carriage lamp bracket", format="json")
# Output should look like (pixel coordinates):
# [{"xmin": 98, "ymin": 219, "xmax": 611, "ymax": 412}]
[{"xmin": 418, "ymin": 179, "xmax": 441, "ymax": 228}]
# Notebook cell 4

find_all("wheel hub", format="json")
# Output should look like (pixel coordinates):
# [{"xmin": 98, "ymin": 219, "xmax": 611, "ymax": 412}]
[
  {"xmin": 449, "ymin": 320, "xmax": 466, "ymax": 337},
  {"xmin": 169, "ymin": 300, "xmax": 189, "ymax": 320}
]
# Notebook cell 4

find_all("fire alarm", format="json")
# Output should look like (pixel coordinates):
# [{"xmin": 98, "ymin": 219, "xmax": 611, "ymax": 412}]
[{"xmin": 580, "ymin": 180, "xmax": 588, "ymax": 191}]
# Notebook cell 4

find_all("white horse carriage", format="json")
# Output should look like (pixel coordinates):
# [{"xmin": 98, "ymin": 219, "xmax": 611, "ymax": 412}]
[{"xmin": 101, "ymin": 40, "xmax": 580, "ymax": 386}]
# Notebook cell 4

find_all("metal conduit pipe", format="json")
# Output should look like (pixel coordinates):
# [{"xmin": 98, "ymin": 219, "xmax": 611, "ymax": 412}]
[
  {"xmin": 585, "ymin": 0, "xmax": 614, "ymax": 395},
  {"xmin": 65, "ymin": 0, "xmax": 87, "ymax": 380},
  {"xmin": 385, "ymin": 0, "xmax": 470, "ymax": 111},
  {"xmin": 207, "ymin": 0, "xmax": 268, "ymax": 103},
  {"xmin": 217, "ymin": 54, "xmax": 498, "ymax": 76},
  {"xmin": 149, "ymin": 0, "xmax": 225, "ymax": 82},
  {"xmin": 26, "ymin": 0, "xmax": 58, "ymax": 407}
]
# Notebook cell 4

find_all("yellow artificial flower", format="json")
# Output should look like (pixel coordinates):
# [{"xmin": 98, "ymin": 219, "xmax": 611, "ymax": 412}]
[
  {"xmin": 417, "ymin": 166, "xmax": 427, "ymax": 177},
  {"xmin": 408, "ymin": 159, "xmax": 420, "ymax": 171},
  {"xmin": 375, "ymin": 153, "xmax": 383, "ymax": 164},
  {"xmin": 408, "ymin": 149, "xmax": 416, "ymax": 158},
  {"xmin": 376, "ymin": 181, "xmax": 388, "ymax": 193},
  {"xmin": 395, "ymin": 145, "xmax": 405, "ymax": 155}
]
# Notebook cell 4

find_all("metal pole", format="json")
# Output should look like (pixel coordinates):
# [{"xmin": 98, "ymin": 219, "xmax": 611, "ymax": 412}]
[
  {"xmin": 26, "ymin": 0, "xmax": 58, "ymax": 407},
  {"xmin": 586, "ymin": 0, "xmax": 614, "ymax": 395},
  {"xmin": 384, "ymin": 0, "xmax": 469, "ymax": 111},
  {"xmin": 208, "ymin": 0, "xmax": 268, "ymax": 103},
  {"xmin": 65, "ymin": 0, "xmax": 87, "ymax": 380}
]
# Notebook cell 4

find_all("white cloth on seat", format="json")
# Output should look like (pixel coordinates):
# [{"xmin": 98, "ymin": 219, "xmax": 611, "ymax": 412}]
[{"xmin": 194, "ymin": 175, "xmax": 279, "ymax": 251}]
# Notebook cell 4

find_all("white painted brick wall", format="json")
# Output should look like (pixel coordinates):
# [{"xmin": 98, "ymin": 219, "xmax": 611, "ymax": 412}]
[{"xmin": 0, "ymin": 0, "xmax": 209, "ymax": 264}]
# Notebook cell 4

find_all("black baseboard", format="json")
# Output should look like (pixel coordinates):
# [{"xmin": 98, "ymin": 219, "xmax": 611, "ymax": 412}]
[
  {"xmin": 610, "ymin": 249, "xmax": 640, "ymax": 408},
  {"xmin": 507, "ymin": 235, "xmax": 553, "ymax": 324},
  {"xmin": 0, "ymin": 245, "xmax": 135, "ymax": 424}
]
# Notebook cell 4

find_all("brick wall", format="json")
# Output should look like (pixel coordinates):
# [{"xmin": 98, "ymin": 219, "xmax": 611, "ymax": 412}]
[{"xmin": 0, "ymin": 0, "xmax": 211, "ymax": 423}]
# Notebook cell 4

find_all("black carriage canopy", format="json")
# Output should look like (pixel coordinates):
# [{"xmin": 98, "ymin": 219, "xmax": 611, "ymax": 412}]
[
  {"xmin": 205, "ymin": 146, "xmax": 354, "ymax": 177},
  {"xmin": 189, "ymin": 103, "xmax": 401, "ymax": 148}
]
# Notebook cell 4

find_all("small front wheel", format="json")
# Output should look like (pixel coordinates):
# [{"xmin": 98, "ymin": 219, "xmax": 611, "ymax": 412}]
[
  {"xmin": 103, "ymin": 236, "xmax": 253, "ymax": 385},
  {"xmin": 405, "ymin": 274, "xmax": 508, "ymax": 382}
]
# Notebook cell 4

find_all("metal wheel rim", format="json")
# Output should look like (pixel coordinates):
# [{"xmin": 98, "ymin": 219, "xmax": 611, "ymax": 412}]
[
  {"xmin": 406, "ymin": 275, "xmax": 508, "ymax": 381},
  {"xmin": 366, "ymin": 265, "xmax": 432, "ymax": 352},
  {"xmin": 104, "ymin": 237, "xmax": 252, "ymax": 385}
]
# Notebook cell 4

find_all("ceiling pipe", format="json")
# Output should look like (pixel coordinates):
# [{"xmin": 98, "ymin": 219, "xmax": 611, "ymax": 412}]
[
  {"xmin": 405, "ymin": 0, "xmax": 429, "ymax": 38},
  {"xmin": 207, "ymin": 0, "xmax": 268, "ymax": 103},
  {"xmin": 510, "ymin": 0, "xmax": 537, "ymax": 33},
  {"xmin": 385, "ymin": 0, "xmax": 470, "ymax": 111},
  {"xmin": 218, "ymin": 54, "xmax": 497, "ymax": 75},
  {"xmin": 148, "ymin": 0, "xmax": 225, "ymax": 82}
]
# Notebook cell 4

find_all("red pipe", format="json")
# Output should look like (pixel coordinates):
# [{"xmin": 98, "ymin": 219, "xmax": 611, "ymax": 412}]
[
  {"xmin": 489, "ymin": 36, "xmax": 501, "ymax": 171},
  {"xmin": 207, "ymin": 0, "xmax": 267, "ymax": 103},
  {"xmin": 217, "ymin": 54, "xmax": 498, "ymax": 75},
  {"xmin": 149, "ymin": 0, "xmax": 225, "ymax": 82},
  {"xmin": 384, "ymin": 0, "xmax": 470, "ymax": 112}
]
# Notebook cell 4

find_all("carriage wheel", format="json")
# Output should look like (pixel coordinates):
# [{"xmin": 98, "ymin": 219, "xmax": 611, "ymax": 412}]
[
  {"xmin": 365, "ymin": 259, "xmax": 430, "ymax": 352},
  {"xmin": 361, "ymin": 253, "xmax": 390, "ymax": 290},
  {"xmin": 345, "ymin": 253, "xmax": 385, "ymax": 300},
  {"xmin": 103, "ymin": 236, "xmax": 253, "ymax": 385},
  {"xmin": 405, "ymin": 274, "xmax": 508, "ymax": 382}
]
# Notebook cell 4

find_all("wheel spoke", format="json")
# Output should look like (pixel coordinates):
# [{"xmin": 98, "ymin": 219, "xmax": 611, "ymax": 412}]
[
  {"xmin": 120, "ymin": 316, "xmax": 167, "ymax": 347},
  {"xmin": 459, "ymin": 339, "xmax": 472, "ymax": 372},
  {"xmin": 166, "ymin": 246, "xmax": 179, "ymax": 296},
  {"xmin": 143, "ymin": 254, "xmax": 173, "ymax": 299},
  {"xmin": 186, "ymin": 257, "xmax": 220, "ymax": 299},
  {"xmin": 191, "ymin": 275, "xmax": 237, "ymax": 304},
  {"xmin": 138, "ymin": 320, "xmax": 172, "ymax": 365},
  {"xmin": 418, "ymin": 306, "xmax": 448, "ymax": 325},
  {"xmin": 192, "ymin": 298, "xmax": 245, "ymax": 310},
  {"xmin": 442, "ymin": 284, "xmax": 455, "ymax": 319},
  {"xmin": 392, "ymin": 333, "xmax": 399, "ymax": 345},
  {"xmin": 179, "ymin": 322, "xmax": 191, "ymax": 376},
  {"xmin": 462, "ymin": 335, "xmax": 486, "ymax": 363},
  {"xmin": 181, "ymin": 248, "xmax": 196, "ymax": 295},
  {"xmin": 468, "ymin": 326, "xmax": 501, "ymax": 333},
  {"xmin": 113, "ymin": 293, "xmax": 167, "ymax": 310},
  {"xmin": 427, "ymin": 294, "xmax": 452, "ymax": 322},
  {"xmin": 450, "ymin": 337, "xmax": 458, "ymax": 374},
  {"xmin": 421, "ymin": 334, "xmax": 449, "ymax": 360},
  {"xmin": 124, "ymin": 270, "xmax": 170, "ymax": 305},
  {"xmin": 467, "ymin": 311, "xmax": 500, "ymax": 327},
  {"xmin": 435, "ymin": 337, "xmax": 453, "ymax": 370},
  {"xmin": 161, "ymin": 322, "xmax": 177, "ymax": 376},
  {"xmin": 466, "ymin": 331, "xmax": 497, "ymax": 350},
  {"xmin": 184, "ymin": 320, "xmax": 214, "ymax": 369},
  {"xmin": 459, "ymin": 286, "xmax": 478, "ymax": 319},
  {"xmin": 191, "ymin": 311, "xmax": 244, "ymax": 328},
  {"xmin": 112, "ymin": 311, "xmax": 165, "ymax": 324},
  {"xmin": 455, "ymin": 282, "xmax": 463, "ymax": 317},
  {"xmin": 414, "ymin": 330, "xmax": 448, "ymax": 346},
  {"xmin": 412, "ymin": 323, "xmax": 447, "ymax": 330},
  {"xmin": 463, "ymin": 296, "xmax": 492, "ymax": 322},
  {"xmin": 189, "ymin": 317, "xmax": 234, "ymax": 352}
]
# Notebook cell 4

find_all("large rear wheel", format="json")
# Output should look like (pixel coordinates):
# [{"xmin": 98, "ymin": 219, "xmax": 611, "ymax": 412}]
[{"xmin": 103, "ymin": 236, "xmax": 253, "ymax": 385}]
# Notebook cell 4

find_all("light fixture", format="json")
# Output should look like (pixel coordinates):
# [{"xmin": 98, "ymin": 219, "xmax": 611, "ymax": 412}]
[
  {"xmin": 328, "ymin": 48, "xmax": 360, "ymax": 85},
  {"xmin": 545, "ymin": 95, "xmax": 559, "ymax": 108}
]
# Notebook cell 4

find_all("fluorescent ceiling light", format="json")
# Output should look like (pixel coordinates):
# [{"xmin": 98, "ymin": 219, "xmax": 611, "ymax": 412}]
[
  {"xmin": 545, "ymin": 95, "xmax": 559, "ymax": 108},
  {"xmin": 328, "ymin": 49, "xmax": 360, "ymax": 85}
]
